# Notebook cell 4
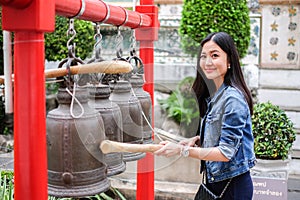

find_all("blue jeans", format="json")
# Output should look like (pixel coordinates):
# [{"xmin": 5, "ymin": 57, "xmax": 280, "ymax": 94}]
[{"xmin": 195, "ymin": 171, "xmax": 253, "ymax": 200}]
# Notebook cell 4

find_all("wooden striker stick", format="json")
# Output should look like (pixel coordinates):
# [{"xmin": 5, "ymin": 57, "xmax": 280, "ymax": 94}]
[
  {"xmin": 0, "ymin": 60, "xmax": 133, "ymax": 84},
  {"xmin": 100, "ymin": 140, "xmax": 163, "ymax": 154},
  {"xmin": 45, "ymin": 60, "xmax": 133, "ymax": 78}
]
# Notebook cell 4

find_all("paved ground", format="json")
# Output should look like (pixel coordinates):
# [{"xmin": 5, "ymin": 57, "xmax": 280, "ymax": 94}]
[
  {"xmin": 0, "ymin": 152, "xmax": 14, "ymax": 170},
  {"xmin": 288, "ymin": 176, "xmax": 300, "ymax": 200},
  {"xmin": 1, "ymin": 152, "xmax": 300, "ymax": 200}
]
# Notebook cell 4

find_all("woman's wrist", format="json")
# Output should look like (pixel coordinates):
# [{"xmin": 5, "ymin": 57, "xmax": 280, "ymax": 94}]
[{"xmin": 180, "ymin": 145, "xmax": 190, "ymax": 157}]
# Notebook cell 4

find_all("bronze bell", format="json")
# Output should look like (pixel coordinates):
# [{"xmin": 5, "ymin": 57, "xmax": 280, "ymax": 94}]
[
  {"xmin": 109, "ymin": 80, "xmax": 145, "ymax": 162},
  {"xmin": 129, "ymin": 74, "xmax": 153, "ymax": 144},
  {"xmin": 47, "ymin": 87, "xmax": 110, "ymax": 197},
  {"xmin": 88, "ymin": 84, "xmax": 126, "ymax": 176}
]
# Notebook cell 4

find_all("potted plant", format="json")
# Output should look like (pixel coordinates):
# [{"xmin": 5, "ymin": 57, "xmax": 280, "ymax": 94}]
[
  {"xmin": 158, "ymin": 76, "xmax": 200, "ymax": 138},
  {"xmin": 251, "ymin": 101, "xmax": 296, "ymax": 179}
]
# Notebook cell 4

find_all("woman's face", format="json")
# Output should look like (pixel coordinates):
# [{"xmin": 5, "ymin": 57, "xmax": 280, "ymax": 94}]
[{"xmin": 200, "ymin": 40, "xmax": 229, "ymax": 89}]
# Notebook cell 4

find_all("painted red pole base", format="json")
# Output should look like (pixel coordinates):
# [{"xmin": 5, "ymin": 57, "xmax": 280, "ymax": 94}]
[
  {"xmin": 137, "ymin": 40, "xmax": 155, "ymax": 200},
  {"xmin": 136, "ymin": 1, "xmax": 158, "ymax": 199},
  {"xmin": 14, "ymin": 32, "xmax": 48, "ymax": 200}
]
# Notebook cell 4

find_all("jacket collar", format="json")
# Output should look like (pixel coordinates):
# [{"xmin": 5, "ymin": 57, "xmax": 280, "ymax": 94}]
[{"xmin": 206, "ymin": 83, "xmax": 229, "ymax": 105}]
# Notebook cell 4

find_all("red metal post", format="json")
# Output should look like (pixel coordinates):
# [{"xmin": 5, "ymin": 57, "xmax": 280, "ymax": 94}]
[
  {"xmin": 1, "ymin": 1, "xmax": 55, "ymax": 200},
  {"xmin": 136, "ymin": 1, "xmax": 159, "ymax": 199},
  {"xmin": 55, "ymin": 0, "xmax": 151, "ymax": 28},
  {"xmin": 0, "ymin": 0, "xmax": 32, "ymax": 8},
  {"xmin": 136, "ymin": 42, "xmax": 155, "ymax": 199},
  {"xmin": 1, "ymin": 0, "xmax": 55, "ymax": 31},
  {"xmin": 14, "ymin": 31, "xmax": 48, "ymax": 200},
  {"xmin": 1, "ymin": 0, "xmax": 152, "ymax": 30},
  {"xmin": 0, "ymin": 0, "xmax": 156, "ymax": 199}
]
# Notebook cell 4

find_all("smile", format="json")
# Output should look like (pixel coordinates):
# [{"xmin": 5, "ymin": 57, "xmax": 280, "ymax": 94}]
[{"xmin": 204, "ymin": 68, "xmax": 216, "ymax": 73}]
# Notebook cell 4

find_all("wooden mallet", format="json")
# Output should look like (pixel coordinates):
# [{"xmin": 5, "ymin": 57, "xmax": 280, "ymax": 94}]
[
  {"xmin": 0, "ymin": 60, "xmax": 133, "ymax": 84},
  {"xmin": 100, "ymin": 140, "xmax": 163, "ymax": 154}
]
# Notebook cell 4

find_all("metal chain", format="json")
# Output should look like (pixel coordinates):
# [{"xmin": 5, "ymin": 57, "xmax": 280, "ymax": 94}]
[
  {"xmin": 66, "ymin": 18, "xmax": 76, "ymax": 55},
  {"xmin": 115, "ymin": 26, "xmax": 124, "ymax": 59},
  {"xmin": 129, "ymin": 32, "xmax": 137, "ymax": 56},
  {"xmin": 94, "ymin": 22, "xmax": 103, "ymax": 59},
  {"xmin": 91, "ymin": 22, "xmax": 104, "ymax": 84},
  {"xmin": 130, "ymin": 0, "xmax": 137, "ymax": 55}
]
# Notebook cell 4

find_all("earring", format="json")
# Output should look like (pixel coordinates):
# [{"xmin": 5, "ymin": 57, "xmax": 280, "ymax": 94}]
[{"xmin": 228, "ymin": 65, "xmax": 231, "ymax": 69}]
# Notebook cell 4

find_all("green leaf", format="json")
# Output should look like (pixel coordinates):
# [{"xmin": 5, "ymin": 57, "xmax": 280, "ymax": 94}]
[
  {"xmin": 179, "ymin": 0, "xmax": 250, "ymax": 58},
  {"xmin": 45, "ymin": 16, "xmax": 94, "ymax": 61},
  {"xmin": 158, "ymin": 77, "xmax": 199, "ymax": 126},
  {"xmin": 100, "ymin": 192, "xmax": 114, "ymax": 200},
  {"xmin": 252, "ymin": 101, "xmax": 296, "ymax": 159}
]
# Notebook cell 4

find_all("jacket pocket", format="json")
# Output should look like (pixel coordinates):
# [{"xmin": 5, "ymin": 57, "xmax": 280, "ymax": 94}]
[
  {"xmin": 207, "ymin": 160, "xmax": 235, "ymax": 176},
  {"xmin": 206, "ymin": 113, "xmax": 222, "ymax": 139},
  {"xmin": 206, "ymin": 113, "xmax": 221, "ymax": 124}
]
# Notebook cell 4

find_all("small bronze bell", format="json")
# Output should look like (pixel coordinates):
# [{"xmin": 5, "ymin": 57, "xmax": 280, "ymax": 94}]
[
  {"xmin": 88, "ymin": 84, "xmax": 126, "ymax": 176},
  {"xmin": 47, "ymin": 87, "xmax": 110, "ymax": 197},
  {"xmin": 129, "ymin": 74, "xmax": 153, "ymax": 144},
  {"xmin": 109, "ymin": 80, "xmax": 145, "ymax": 162}
]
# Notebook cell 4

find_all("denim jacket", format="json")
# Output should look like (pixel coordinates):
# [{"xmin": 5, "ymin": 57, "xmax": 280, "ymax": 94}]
[{"xmin": 200, "ymin": 83, "xmax": 256, "ymax": 183}]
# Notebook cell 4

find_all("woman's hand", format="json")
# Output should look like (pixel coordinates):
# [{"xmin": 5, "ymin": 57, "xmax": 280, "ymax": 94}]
[
  {"xmin": 179, "ymin": 136, "xmax": 200, "ymax": 147},
  {"xmin": 154, "ymin": 141, "xmax": 182, "ymax": 157}
]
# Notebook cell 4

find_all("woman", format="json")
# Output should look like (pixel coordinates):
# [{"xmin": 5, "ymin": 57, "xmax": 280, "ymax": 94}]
[{"xmin": 155, "ymin": 32, "xmax": 256, "ymax": 199}]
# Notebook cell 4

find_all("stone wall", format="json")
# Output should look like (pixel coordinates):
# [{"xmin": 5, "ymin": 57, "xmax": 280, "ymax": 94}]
[{"xmin": 258, "ymin": 1, "xmax": 300, "ymax": 170}]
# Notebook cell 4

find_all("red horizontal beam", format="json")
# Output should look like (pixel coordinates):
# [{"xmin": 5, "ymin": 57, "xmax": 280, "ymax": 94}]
[
  {"xmin": 55, "ymin": 0, "xmax": 151, "ymax": 28},
  {"xmin": 0, "ymin": 0, "xmax": 32, "ymax": 8}
]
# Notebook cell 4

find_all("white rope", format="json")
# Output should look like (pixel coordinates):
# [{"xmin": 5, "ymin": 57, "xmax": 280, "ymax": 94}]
[
  {"xmin": 45, "ymin": 79, "xmax": 64, "ymax": 84},
  {"xmin": 66, "ymin": 83, "xmax": 85, "ymax": 118},
  {"xmin": 131, "ymin": 87, "xmax": 163, "ymax": 141}
]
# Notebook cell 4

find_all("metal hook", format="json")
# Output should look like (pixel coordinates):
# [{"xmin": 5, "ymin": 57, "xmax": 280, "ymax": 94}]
[
  {"xmin": 129, "ymin": 31, "xmax": 137, "ymax": 55},
  {"xmin": 93, "ymin": 23, "xmax": 103, "ymax": 59},
  {"xmin": 67, "ymin": 19, "xmax": 77, "ymax": 49},
  {"xmin": 68, "ymin": 44, "xmax": 76, "ymax": 59},
  {"xmin": 115, "ymin": 26, "xmax": 124, "ymax": 59}
]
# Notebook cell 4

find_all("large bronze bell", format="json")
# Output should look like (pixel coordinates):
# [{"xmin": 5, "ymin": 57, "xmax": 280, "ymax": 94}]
[
  {"xmin": 109, "ymin": 80, "xmax": 145, "ymax": 162},
  {"xmin": 129, "ymin": 74, "xmax": 153, "ymax": 144},
  {"xmin": 47, "ymin": 87, "xmax": 110, "ymax": 197},
  {"xmin": 88, "ymin": 84, "xmax": 126, "ymax": 176}
]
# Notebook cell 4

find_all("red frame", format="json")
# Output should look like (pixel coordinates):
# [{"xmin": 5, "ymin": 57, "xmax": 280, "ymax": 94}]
[{"xmin": 0, "ymin": 0, "xmax": 159, "ymax": 199}]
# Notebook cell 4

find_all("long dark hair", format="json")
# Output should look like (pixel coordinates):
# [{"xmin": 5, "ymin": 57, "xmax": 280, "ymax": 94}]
[{"xmin": 192, "ymin": 32, "xmax": 253, "ymax": 117}]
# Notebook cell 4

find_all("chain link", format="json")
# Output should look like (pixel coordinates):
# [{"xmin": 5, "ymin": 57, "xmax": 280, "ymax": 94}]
[
  {"xmin": 94, "ymin": 22, "xmax": 103, "ymax": 59},
  {"xmin": 115, "ymin": 27, "xmax": 124, "ymax": 58},
  {"xmin": 66, "ymin": 18, "xmax": 77, "ymax": 58}
]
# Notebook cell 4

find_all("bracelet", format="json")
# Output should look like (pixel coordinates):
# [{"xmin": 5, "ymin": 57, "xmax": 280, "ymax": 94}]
[{"xmin": 180, "ymin": 145, "xmax": 190, "ymax": 157}]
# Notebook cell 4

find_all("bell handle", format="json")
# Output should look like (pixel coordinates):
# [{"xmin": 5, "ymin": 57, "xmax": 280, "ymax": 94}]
[
  {"xmin": 100, "ymin": 140, "xmax": 163, "ymax": 154},
  {"xmin": 45, "ymin": 60, "xmax": 133, "ymax": 78},
  {"xmin": 0, "ymin": 60, "xmax": 133, "ymax": 84}
]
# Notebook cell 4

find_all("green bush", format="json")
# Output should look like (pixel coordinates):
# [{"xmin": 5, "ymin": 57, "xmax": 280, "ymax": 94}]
[
  {"xmin": 0, "ymin": 14, "xmax": 95, "ymax": 73},
  {"xmin": 0, "ymin": 170, "xmax": 14, "ymax": 200},
  {"xmin": 45, "ymin": 16, "xmax": 94, "ymax": 61},
  {"xmin": 158, "ymin": 77, "xmax": 199, "ymax": 129},
  {"xmin": 252, "ymin": 101, "xmax": 296, "ymax": 160},
  {"xmin": 179, "ymin": 0, "xmax": 250, "ymax": 58}
]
